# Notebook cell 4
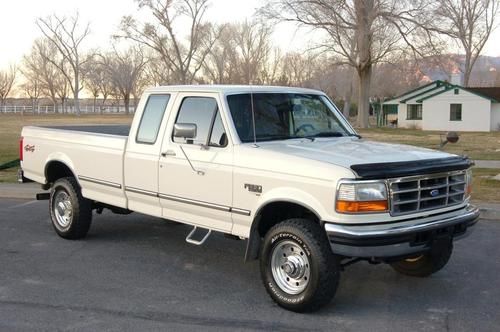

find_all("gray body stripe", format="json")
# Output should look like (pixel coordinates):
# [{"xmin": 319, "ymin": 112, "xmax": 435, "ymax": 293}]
[
  {"xmin": 158, "ymin": 193, "xmax": 231, "ymax": 212},
  {"xmin": 124, "ymin": 187, "xmax": 251, "ymax": 216},
  {"xmin": 125, "ymin": 186, "xmax": 158, "ymax": 197},
  {"xmin": 230, "ymin": 207, "xmax": 252, "ymax": 216},
  {"xmin": 78, "ymin": 176, "xmax": 122, "ymax": 189}
]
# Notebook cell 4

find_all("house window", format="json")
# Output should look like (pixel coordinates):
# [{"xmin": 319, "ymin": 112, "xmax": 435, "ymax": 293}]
[
  {"xmin": 450, "ymin": 104, "xmax": 462, "ymax": 121},
  {"xmin": 407, "ymin": 104, "xmax": 422, "ymax": 120},
  {"xmin": 454, "ymin": 88, "xmax": 459, "ymax": 95}
]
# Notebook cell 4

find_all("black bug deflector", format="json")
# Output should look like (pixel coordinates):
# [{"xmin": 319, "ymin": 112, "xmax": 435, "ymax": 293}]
[{"xmin": 350, "ymin": 156, "xmax": 473, "ymax": 180}]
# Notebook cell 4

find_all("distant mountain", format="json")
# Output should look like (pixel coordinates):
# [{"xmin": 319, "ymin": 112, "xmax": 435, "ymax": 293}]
[{"xmin": 416, "ymin": 54, "xmax": 500, "ymax": 86}]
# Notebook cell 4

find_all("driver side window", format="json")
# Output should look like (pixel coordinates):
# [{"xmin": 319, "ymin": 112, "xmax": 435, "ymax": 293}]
[{"xmin": 173, "ymin": 96, "xmax": 228, "ymax": 148}]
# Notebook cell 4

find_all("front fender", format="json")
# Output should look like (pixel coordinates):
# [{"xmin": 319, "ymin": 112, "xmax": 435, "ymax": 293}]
[
  {"xmin": 244, "ymin": 187, "xmax": 331, "ymax": 262},
  {"xmin": 254, "ymin": 186, "xmax": 327, "ymax": 220}
]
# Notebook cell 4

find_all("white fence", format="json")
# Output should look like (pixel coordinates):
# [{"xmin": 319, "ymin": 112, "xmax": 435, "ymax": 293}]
[{"xmin": 0, "ymin": 105, "xmax": 136, "ymax": 114}]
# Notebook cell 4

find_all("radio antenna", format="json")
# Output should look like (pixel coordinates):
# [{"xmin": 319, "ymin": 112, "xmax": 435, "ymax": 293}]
[{"xmin": 250, "ymin": 86, "xmax": 258, "ymax": 147}]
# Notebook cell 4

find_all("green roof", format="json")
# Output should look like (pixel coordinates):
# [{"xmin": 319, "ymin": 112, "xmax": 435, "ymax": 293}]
[
  {"xmin": 400, "ymin": 84, "xmax": 450, "ymax": 103},
  {"xmin": 384, "ymin": 80, "xmax": 445, "ymax": 103},
  {"xmin": 416, "ymin": 84, "xmax": 499, "ymax": 103}
]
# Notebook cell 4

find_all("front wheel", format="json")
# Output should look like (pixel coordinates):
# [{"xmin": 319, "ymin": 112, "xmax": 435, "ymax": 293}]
[
  {"xmin": 260, "ymin": 219, "xmax": 340, "ymax": 312},
  {"xmin": 49, "ymin": 177, "xmax": 92, "ymax": 239},
  {"xmin": 390, "ymin": 241, "xmax": 453, "ymax": 277}
]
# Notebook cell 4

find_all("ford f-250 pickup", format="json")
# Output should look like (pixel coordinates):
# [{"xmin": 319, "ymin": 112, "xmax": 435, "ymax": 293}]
[{"xmin": 19, "ymin": 85, "xmax": 479, "ymax": 312}]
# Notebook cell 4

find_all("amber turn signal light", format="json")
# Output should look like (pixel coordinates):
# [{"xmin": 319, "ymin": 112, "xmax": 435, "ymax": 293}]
[{"xmin": 336, "ymin": 200, "xmax": 388, "ymax": 213}]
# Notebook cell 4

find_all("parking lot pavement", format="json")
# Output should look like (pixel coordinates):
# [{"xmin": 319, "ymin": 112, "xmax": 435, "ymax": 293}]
[{"xmin": 0, "ymin": 199, "xmax": 499, "ymax": 331}]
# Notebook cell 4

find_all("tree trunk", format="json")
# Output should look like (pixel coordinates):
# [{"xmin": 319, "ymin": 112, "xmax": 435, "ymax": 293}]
[
  {"xmin": 355, "ymin": 0, "xmax": 373, "ymax": 129},
  {"xmin": 463, "ymin": 51, "xmax": 472, "ymax": 87},
  {"xmin": 124, "ymin": 94, "xmax": 130, "ymax": 115},
  {"xmin": 74, "ymin": 71, "xmax": 80, "ymax": 115},
  {"xmin": 93, "ymin": 97, "xmax": 97, "ymax": 113},
  {"xmin": 357, "ymin": 66, "xmax": 372, "ymax": 128},
  {"xmin": 343, "ymin": 97, "xmax": 351, "ymax": 119}
]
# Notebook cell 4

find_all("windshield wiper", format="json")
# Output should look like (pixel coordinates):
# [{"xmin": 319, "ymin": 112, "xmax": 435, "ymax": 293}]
[
  {"xmin": 254, "ymin": 135, "xmax": 302, "ymax": 142},
  {"xmin": 348, "ymin": 133, "xmax": 362, "ymax": 139},
  {"xmin": 303, "ymin": 132, "xmax": 345, "ymax": 141}
]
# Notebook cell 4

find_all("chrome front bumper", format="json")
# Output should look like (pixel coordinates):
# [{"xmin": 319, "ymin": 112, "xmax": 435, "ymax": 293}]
[{"xmin": 324, "ymin": 205, "xmax": 480, "ymax": 258}]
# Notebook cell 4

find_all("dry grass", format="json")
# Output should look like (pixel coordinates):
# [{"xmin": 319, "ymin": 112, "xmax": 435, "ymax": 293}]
[
  {"xmin": 0, "ymin": 114, "xmax": 133, "ymax": 164},
  {"xmin": 0, "ymin": 114, "xmax": 133, "ymax": 182},
  {"xmin": 471, "ymin": 168, "xmax": 500, "ymax": 203},
  {"xmin": 358, "ymin": 127, "xmax": 500, "ymax": 160}
]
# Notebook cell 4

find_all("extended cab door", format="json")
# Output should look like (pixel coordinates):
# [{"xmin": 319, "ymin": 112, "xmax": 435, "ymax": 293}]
[
  {"xmin": 124, "ymin": 93, "xmax": 172, "ymax": 217},
  {"xmin": 158, "ymin": 92, "xmax": 233, "ymax": 232}
]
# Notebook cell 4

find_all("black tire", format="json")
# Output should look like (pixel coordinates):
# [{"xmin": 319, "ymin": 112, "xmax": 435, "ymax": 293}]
[
  {"xmin": 260, "ymin": 218, "xmax": 340, "ymax": 312},
  {"xmin": 390, "ymin": 241, "xmax": 453, "ymax": 277},
  {"xmin": 49, "ymin": 177, "xmax": 92, "ymax": 239}
]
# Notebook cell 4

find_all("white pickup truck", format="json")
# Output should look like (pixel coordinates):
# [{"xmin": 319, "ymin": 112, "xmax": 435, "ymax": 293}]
[{"xmin": 19, "ymin": 85, "xmax": 479, "ymax": 312}]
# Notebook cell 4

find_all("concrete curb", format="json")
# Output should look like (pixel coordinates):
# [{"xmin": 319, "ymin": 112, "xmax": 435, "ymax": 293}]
[
  {"xmin": 477, "ymin": 203, "xmax": 500, "ymax": 220},
  {"xmin": 0, "ymin": 183, "xmax": 48, "ymax": 200}
]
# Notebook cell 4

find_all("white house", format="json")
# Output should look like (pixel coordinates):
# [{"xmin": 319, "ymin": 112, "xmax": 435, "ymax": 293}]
[{"xmin": 384, "ymin": 80, "xmax": 500, "ymax": 132}]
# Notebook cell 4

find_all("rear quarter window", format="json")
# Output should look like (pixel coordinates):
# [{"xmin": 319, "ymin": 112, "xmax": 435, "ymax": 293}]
[{"xmin": 136, "ymin": 94, "xmax": 171, "ymax": 144}]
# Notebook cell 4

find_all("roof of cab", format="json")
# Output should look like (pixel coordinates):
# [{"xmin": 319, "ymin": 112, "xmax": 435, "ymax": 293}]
[{"xmin": 144, "ymin": 85, "xmax": 324, "ymax": 95}]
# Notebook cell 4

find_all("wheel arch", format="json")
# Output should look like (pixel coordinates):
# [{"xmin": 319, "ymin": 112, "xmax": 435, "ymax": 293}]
[
  {"xmin": 244, "ymin": 199, "xmax": 323, "ymax": 262},
  {"xmin": 44, "ymin": 158, "xmax": 78, "ymax": 189}
]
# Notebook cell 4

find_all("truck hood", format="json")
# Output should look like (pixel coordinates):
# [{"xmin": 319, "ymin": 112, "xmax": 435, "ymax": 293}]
[{"xmin": 255, "ymin": 137, "xmax": 454, "ymax": 169}]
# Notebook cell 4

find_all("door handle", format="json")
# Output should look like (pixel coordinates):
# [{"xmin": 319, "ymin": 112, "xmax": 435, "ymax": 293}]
[{"xmin": 161, "ymin": 150, "xmax": 176, "ymax": 157}]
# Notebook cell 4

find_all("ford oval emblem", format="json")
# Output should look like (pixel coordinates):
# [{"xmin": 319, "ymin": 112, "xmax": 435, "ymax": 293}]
[{"xmin": 430, "ymin": 189, "xmax": 440, "ymax": 197}]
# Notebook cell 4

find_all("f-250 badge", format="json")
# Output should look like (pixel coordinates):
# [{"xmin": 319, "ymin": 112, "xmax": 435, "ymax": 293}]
[
  {"xmin": 244, "ymin": 183, "xmax": 262, "ymax": 194},
  {"xmin": 24, "ymin": 144, "xmax": 35, "ymax": 152}
]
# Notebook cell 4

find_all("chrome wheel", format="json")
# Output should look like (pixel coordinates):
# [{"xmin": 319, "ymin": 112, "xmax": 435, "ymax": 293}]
[
  {"xmin": 53, "ymin": 190, "xmax": 73, "ymax": 228},
  {"xmin": 271, "ymin": 240, "xmax": 310, "ymax": 295}
]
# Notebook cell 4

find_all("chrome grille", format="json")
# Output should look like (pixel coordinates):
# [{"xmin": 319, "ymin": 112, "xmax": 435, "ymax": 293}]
[{"xmin": 389, "ymin": 171, "xmax": 467, "ymax": 216}]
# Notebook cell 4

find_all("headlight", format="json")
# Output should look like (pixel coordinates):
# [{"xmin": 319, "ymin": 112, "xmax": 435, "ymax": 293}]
[{"xmin": 336, "ymin": 181, "xmax": 388, "ymax": 213}]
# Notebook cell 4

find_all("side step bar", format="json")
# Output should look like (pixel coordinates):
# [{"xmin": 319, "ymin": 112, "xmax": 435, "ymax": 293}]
[{"xmin": 186, "ymin": 226, "xmax": 212, "ymax": 245}]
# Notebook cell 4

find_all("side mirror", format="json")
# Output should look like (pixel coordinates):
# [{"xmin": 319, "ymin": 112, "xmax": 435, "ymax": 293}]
[{"xmin": 174, "ymin": 123, "xmax": 197, "ymax": 139}]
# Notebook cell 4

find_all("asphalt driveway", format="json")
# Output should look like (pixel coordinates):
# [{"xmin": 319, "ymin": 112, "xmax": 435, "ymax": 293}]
[{"xmin": 0, "ymin": 198, "xmax": 499, "ymax": 331}]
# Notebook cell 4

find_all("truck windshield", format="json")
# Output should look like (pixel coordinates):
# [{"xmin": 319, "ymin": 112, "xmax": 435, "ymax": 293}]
[{"xmin": 226, "ymin": 93, "xmax": 353, "ymax": 143}]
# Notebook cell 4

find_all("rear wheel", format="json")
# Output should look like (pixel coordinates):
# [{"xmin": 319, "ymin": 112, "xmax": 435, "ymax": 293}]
[
  {"xmin": 390, "ymin": 241, "xmax": 453, "ymax": 277},
  {"xmin": 49, "ymin": 177, "xmax": 92, "ymax": 239},
  {"xmin": 260, "ymin": 219, "xmax": 340, "ymax": 312}
]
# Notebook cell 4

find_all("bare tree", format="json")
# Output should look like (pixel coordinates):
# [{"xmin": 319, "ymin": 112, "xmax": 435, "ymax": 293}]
[
  {"xmin": 434, "ymin": 0, "xmax": 499, "ymax": 86},
  {"xmin": 101, "ymin": 47, "xmax": 147, "ymax": 115},
  {"xmin": 119, "ymin": 0, "xmax": 221, "ymax": 84},
  {"xmin": 142, "ymin": 52, "xmax": 175, "ymax": 86},
  {"xmin": 261, "ymin": 0, "xmax": 438, "ymax": 128},
  {"xmin": 201, "ymin": 21, "xmax": 278, "ymax": 85},
  {"xmin": 21, "ymin": 78, "xmax": 41, "ymax": 114},
  {"xmin": 281, "ymin": 52, "xmax": 318, "ymax": 86},
  {"xmin": 83, "ymin": 55, "xmax": 113, "ymax": 113},
  {"xmin": 202, "ymin": 24, "xmax": 240, "ymax": 84},
  {"xmin": 261, "ymin": 48, "xmax": 284, "ymax": 85},
  {"xmin": 37, "ymin": 13, "xmax": 91, "ymax": 114},
  {"xmin": 54, "ymin": 67, "xmax": 70, "ymax": 113},
  {"xmin": 0, "ymin": 65, "xmax": 16, "ymax": 106},
  {"xmin": 234, "ymin": 20, "xmax": 273, "ymax": 84},
  {"xmin": 22, "ymin": 39, "xmax": 62, "ymax": 110}
]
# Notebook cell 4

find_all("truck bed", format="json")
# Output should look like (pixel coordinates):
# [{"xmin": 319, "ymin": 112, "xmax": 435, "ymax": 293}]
[{"xmin": 43, "ymin": 125, "xmax": 131, "ymax": 137}]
